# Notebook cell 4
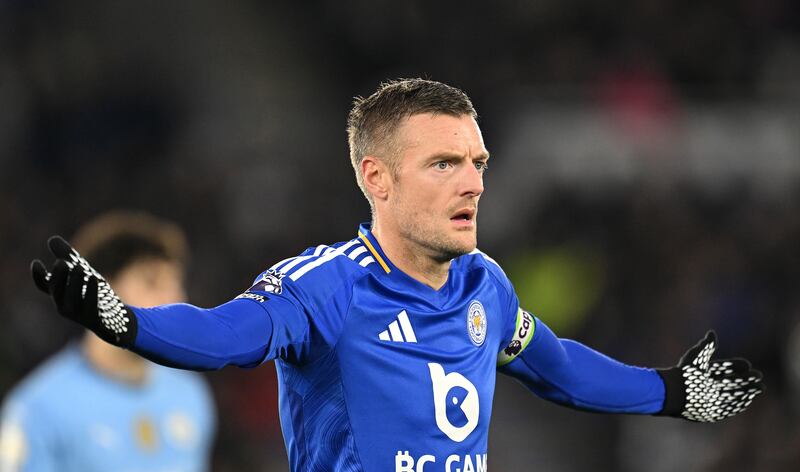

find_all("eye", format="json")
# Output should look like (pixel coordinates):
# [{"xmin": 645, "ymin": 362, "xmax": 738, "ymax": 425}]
[
  {"xmin": 435, "ymin": 161, "xmax": 452, "ymax": 170},
  {"xmin": 475, "ymin": 161, "xmax": 488, "ymax": 172}
]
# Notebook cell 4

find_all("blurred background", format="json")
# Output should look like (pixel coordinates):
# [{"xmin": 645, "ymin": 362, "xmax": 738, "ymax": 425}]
[{"xmin": 2, "ymin": 1, "xmax": 800, "ymax": 470}]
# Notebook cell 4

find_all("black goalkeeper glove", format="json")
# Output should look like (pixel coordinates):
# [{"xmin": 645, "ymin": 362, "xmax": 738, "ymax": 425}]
[
  {"xmin": 31, "ymin": 236, "xmax": 137, "ymax": 348},
  {"xmin": 657, "ymin": 331, "xmax": 763, "ymax": 422}
]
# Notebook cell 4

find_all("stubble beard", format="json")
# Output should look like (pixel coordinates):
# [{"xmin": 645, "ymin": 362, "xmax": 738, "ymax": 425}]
[{"xmin": 396, "ymin": 203, "xmax": 476, "ymax": 263}]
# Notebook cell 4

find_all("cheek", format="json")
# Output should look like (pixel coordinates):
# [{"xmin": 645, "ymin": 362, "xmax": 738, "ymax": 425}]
[
  {"xmin": 393, "ymin": 173, "xmax": 449, "ymax": 217},
  {"xmin": 403, "ymin": 193, "xmax": 439, "ymax": 220},
  {"xmin": 409, "ymin": 183, "xmax": 445, "ymax": 209}
]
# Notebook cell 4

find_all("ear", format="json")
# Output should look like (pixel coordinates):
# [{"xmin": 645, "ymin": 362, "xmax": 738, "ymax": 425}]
[{"xmin": 361, "ymin": 156, "xmax": 391, "ymax": 202}]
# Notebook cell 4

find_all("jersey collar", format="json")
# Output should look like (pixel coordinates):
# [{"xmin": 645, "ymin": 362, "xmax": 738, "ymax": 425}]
[
  {"xmin": 357, "ymin": 223, "xmax": 392, "ymax": 274},
  {"xmin": 356, "ymin": 223, "xmax": 453, "ymax": 301}
]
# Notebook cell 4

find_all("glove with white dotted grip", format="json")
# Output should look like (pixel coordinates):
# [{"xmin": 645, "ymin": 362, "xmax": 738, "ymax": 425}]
[
  {"xmin": 657, "ymin": 331, "xmax": 763, "ymax": 422},
  {"xmin": 31, "ymin": 236, "xmax": 137, "ymax": 348}
]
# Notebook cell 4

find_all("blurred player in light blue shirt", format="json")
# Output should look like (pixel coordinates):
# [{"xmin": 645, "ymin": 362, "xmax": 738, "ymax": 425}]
[{"xmin": 1, "ymin": 212, "xmax": 215, "ymax": 472}]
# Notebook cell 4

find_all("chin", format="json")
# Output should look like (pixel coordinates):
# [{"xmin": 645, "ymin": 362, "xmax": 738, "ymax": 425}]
[
  {"xmin": 461, "ymin": 241, "xmax": 478, "ymax": 255},
  {"xmin": 439, "ymin": 237, "xmax": 477, "ymax": 261},
  {"xmin": 456, "ymin": 230, "xmax": 478, "ymax": 250}
]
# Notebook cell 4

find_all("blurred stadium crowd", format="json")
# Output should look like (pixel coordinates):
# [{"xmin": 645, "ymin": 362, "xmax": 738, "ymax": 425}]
[{"xmin": 1, "ymin": 1, "xmax": 799, "ymax": 470}]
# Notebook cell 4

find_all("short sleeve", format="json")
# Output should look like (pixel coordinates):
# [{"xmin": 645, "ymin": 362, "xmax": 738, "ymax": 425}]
[{"xmin": 0, "ymin": 400, "xmax": 60, "ymax": 472}]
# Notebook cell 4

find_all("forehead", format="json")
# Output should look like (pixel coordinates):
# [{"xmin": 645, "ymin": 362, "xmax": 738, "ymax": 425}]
[{"xmin": 394, "ymin": 113, "xmax": 487, "ymax": 159}]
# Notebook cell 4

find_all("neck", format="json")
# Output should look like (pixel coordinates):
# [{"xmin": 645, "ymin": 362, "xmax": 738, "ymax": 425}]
[
  {"xmin": 371, "ymin": 221, "xmax": 450, "ymax": 290},
  {"xmin": 82, "ymin": 333, "xmax": 148, "ymax": 385}
]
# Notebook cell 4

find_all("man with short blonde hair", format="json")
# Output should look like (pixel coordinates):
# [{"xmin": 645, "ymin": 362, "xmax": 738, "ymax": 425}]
[
  {"xmin": 347, "ymin": 78, "xmax": 477, "ymax": 210},
  {"xmin": 31, "ymin": 80, "xmax": 762, "ymax": 471}
]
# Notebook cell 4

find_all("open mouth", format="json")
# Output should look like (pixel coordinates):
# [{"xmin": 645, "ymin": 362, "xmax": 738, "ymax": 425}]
[{"xmin": 450, "ymin": 208, "xmax": 476, "ymax": 222}]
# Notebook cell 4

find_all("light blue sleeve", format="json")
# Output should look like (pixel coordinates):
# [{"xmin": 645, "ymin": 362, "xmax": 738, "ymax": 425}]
[
  {"xmin": 1, "ymin": 399, "xmax": 61, "ymax": 472},
  {"xmin": 200, "ymin": 381, "xmax": 217, "ymax": 457},
  {"xmin": 178, "ymin": 372, "xmax": 217, "ymax": 471}
]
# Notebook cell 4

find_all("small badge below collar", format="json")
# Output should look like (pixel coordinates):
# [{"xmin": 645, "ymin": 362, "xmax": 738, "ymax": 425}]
[
  {"xmin": 467, "ymin": 300, "xmax": 487, "ymax": 346},
  {"xmin": 254, "ymin": 269, "xmax": 284, "ymax": 294}
]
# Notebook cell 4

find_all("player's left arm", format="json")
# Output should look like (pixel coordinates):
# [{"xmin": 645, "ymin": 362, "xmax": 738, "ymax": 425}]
[{"xmin": 497, "ymin": 313, "xmax": 764, "ymax": 421}]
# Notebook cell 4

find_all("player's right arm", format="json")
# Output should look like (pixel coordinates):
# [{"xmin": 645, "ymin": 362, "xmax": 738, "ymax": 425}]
[{"xmin": 30, "ymin": 236, "xmax": 311, "ymax": 371}]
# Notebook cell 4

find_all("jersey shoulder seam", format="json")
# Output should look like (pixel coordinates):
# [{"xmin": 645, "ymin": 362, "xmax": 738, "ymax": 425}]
[
  {"xmin": 269, "ymin": 238, "xmax": 376, "ymax": 286},
  {"xmin": 467, "ymin": 250, "xmax": 514, "ymax": 301}
]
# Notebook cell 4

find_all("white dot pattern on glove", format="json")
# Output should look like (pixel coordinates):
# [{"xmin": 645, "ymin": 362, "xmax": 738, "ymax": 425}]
[
  {"xmin": 96, "ymin": 278, "xmax": 130, "ymax": 334},
  {"xmin": 708, "ymin": 361, "xmax": 735, "ymax": 377},
  {"xmin": 67, "ymin": 250, "xmax": 130, "ymax": 336},
  {"xmin": 680, "ymin": 342, "xmax": 762, "ymax": 422}
]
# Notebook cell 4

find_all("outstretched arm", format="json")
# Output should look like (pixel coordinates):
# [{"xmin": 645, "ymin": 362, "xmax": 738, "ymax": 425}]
[
  {"xmin": 499, "ymin": 316, "xmax": 665, "ymax": 414},
  {"xmin": 31, "ymin": 236, "xmax": 308, "ymax": 370},
  {"xmin": 498, "ymin": 314, "xmax": 763, "ymax": 421},
  {"xmin": 129, "ymin": 296, "xmax": 304, "ymax": 370}
]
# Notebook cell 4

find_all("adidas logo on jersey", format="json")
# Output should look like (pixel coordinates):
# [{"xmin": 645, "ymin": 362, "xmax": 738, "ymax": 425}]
[{"xmin": 378, "ymin": 310, "xmax": 417, "ymax": 343}]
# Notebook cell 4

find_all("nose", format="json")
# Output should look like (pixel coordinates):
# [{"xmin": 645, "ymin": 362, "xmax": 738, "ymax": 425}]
[{"xmin": 460, "ymin": 163, "xmax": 484, "ymax": 198}]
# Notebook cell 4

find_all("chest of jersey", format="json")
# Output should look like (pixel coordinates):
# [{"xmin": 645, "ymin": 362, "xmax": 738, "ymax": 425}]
[{"xmin": 333, "ymin": 270, "xmax": 504, "ymax": 470}]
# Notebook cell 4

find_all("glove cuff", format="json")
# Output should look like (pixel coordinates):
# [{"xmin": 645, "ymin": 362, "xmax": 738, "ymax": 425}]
[
  {"xmin": 655, "ymin": 367, "xmax": 686, "ymax": 417},
  {"xmin": 117, "ymin": 305, "xmax": 138, "ymax": 348},
  {"xmin": 94, "ymin": 305, "xmax": 138, "ymax": 349}
]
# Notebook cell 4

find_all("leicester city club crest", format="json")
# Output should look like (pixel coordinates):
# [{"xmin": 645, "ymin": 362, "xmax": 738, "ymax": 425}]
[{"xmin": 467, "ymin": 300, "xmax": 487, "ymax": 346}]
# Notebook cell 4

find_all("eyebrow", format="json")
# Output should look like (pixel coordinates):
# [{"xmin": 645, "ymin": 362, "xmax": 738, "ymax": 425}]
[{"xmin": 426, "ymin": 151, "xmax": 490, "ymax": 162}]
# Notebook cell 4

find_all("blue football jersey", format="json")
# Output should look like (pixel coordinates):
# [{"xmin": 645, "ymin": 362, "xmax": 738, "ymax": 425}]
[
  {"xmin": 0, "ymin": 345, "xmax": 215, "ymax": 472},
  {"xmin": 244, "ymin": 224, "xmax": 525, "ymax": 471},
  {"xmin": 128, "ymin": 222, "xmax": 663, "ymax": 471}
]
